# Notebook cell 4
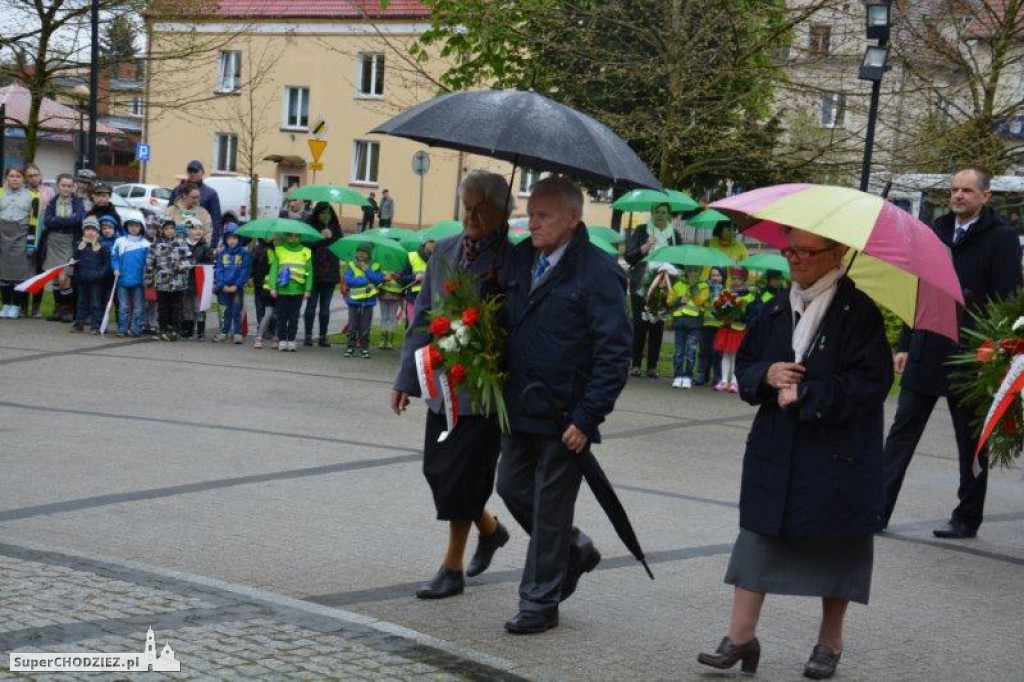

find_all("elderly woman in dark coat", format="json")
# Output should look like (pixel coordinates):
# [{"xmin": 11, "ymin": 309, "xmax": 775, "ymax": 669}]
[
  {"xmin": 698, "ymin": 227, "xmax": 893, "ymax": 680},
  {"xmin": 390, "ymin": 170, "xmax": 516, "ymax": 600}
]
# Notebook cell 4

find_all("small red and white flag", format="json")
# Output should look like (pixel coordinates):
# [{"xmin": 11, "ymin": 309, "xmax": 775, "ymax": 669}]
[
  {"xmin": 15, "ymin": 262, "xmax": 71, "ymax": 294},
  {"xmin": 99, "ymin": 273, "xmax": 120, "ymax": 335},
  {"xmin": 194, "ymin": 264, "xmax": 214, "ymax": 312}
]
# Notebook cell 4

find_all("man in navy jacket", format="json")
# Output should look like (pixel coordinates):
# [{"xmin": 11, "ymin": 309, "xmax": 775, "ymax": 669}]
[
  {"xmin": 497, "ymin": 176, "xmax": 632, "ymax": 634},
  {"xmin": 884, "ymin": 167, "xmax": 1023, "ymax": 539}
]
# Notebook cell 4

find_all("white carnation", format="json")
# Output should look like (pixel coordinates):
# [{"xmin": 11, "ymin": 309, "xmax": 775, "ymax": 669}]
[
  {"xmin": 438, "ymin": 335, "xmax": 459, "ymax": 353},
  {"xmin": 456, "ymin": 325, "xmax": 471, "ymax": 345},
  {"xmin": 1013, "ymin": 316, "xmax": 1024, "ymax": 332}
]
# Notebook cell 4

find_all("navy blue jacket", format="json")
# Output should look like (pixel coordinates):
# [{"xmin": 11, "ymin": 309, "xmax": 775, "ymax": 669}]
[
  {"xmin": 504, "ymin": 226, "xmax": 632, "ymax": 443},
  {"xmin": 73, "ymin": 242, "xmax": 112, "ymax": 283},
  {"xmin": 735, "ymin": 277, "xmax": 893, "ymax": 539},
  {"xmin": 897, "ymin": 205, "xmax": 1023, "ymax": 396},
  {"xmin": 42, "ymin": 196, "xmax": 86, "ymax": 239}
]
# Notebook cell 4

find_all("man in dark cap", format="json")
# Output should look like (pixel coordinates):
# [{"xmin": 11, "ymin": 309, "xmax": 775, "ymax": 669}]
[{"xmin": 168, "ymin": 160, "xmax": 223, "ymax": 246}]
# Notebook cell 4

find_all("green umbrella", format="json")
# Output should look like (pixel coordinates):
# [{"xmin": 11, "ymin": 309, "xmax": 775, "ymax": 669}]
[
  {"xmin": 508, "ymin": 230, "xmax": 617, "ymax": 257},
  {"xmin": 362, "ymin": 226, "xmax": 417, "ymax": 241},
  {"xmin": 741, "ymin": 252, "xmax": 790, "ymax": 276},
  {"xmin": 687, "ymin": 209, "xmax": 732, "ymax": 230},
  {"xmin": 235, "ymin": 217, "xmax": 324, "ymax": 244},
  {"xmin": 612, "ymin": 188, "xmax": 699, "ymax": 213},
  {"xmin": 286, "ymin": 184, "xmax": 370, "ymax": 207},
  {"xmin": 400, "ymin": 220, "xmax": 466, "ymax": 251},
  {"xmin": 329, "ymin": 233, "xmax": 410, "ymax": 272},
  {"xmin": 508, "ymin": 231, "xmax": 529, "ymax": 244},
  {"xmin": 587, "ymin": 225, "xmax": 624, "ymax": 244},
  {"xmin": 645, "ymin": 244, "xmax": 735, "ymax": 268}
]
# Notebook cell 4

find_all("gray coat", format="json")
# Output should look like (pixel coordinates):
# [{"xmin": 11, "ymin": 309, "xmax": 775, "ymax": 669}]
[{"xmin": 394, "ymin": 230, "xmax": 515, "ymax": 415}]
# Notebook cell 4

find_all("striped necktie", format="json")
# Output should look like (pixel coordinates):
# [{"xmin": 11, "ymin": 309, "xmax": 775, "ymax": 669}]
[{"xmin": 533, "ymin": 254, "xmax": 550, "ymax": 284}]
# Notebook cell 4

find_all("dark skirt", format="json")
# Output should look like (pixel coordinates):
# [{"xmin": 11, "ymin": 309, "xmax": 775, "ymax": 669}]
[
  {"xmin": 423, "ymin": 410, "xmax": 501, "ymax": 521},
  {"xmin": 724, "ymin": 528, "xmax": 874, "ymax": 604}
]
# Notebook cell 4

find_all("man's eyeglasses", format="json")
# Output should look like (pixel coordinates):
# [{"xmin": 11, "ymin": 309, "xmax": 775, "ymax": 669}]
[{"xmin": 781, "ymin": 245, "xmax": 836, "ymax": 260}]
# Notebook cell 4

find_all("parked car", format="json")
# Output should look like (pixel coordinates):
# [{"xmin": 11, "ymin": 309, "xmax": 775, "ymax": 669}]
[
  {"xmin": 109, "ymin": 192, "xmax": 152, "ymax": 226},
  {"xmin": 114, "ymin": 183, "xmax": 172, "ymax": 210},
  {"xmin": 201, "ymin": 174, "xmax": 283, "ymax": 225}
]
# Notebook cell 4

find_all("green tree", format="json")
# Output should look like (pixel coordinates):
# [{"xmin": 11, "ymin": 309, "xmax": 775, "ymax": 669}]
[
  {"xmin": 101, "ymin": 13, "xmax": 140, "ymax": 63},
  {"xmin": 404, "ymin": 0, "xmax": 827, "ymax": 194}
]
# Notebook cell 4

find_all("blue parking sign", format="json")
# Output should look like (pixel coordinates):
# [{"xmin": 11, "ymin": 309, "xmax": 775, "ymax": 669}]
[{"xmin": 136, "ymin": 143, "xmax": 151, "ymax": 161}]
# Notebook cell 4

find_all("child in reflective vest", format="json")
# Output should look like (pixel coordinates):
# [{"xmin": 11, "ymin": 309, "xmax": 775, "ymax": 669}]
[
  {"xmin": 265, "ymin": 233, "xmax": 313, "ymax": 352},
  {"xmin": 343, "ymin": 243, "xmax": 384, "ymax": 358}
]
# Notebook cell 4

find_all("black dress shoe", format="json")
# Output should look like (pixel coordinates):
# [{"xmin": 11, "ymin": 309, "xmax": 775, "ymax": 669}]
[
  {"xmin": 560, "ymin": 546, "xmax": 601, "ymax": 602},
  {"xmin": 504, "ymin": 610, "xmax": 558, "ymax": 634},
  {"xmin": 933, "ymin": 520, "xmax": 977, "ymax": 539},
  {"xmin": 803, "ymin": 644, "xmax": 841, "ymax": 679},
  {"xmin": 415, "ymin": 566, "xmax": 465, "ymax": 599},
  {"xmin": 466, "ymin": 521, "xmax": 510, "ymax": 577},
  {"xmin": 697, "ymin": 636, "xmax": 761, "ymax": 674}
]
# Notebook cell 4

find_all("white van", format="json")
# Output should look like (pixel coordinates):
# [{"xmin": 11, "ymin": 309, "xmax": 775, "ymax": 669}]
[{"xmin": 202, "ymin": 174, "xmax": 283, "ymax": 224}]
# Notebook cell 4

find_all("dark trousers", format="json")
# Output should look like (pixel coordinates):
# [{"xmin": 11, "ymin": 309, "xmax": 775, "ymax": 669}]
[
  {"xmin": 883, "ymin": 386, "xmax": 988, "ymax": 530},
  {"xmin": 497, "ymin": 433, "xmax": 594, "ymax": 614},
  {"xmin": 697, "ymin": 326, "xmax": 721, "ymax": 385},
  {"xmin": 75, "ymin": 281, "xmax": 104, "ymax": 328},
  {"xmin": 0, "ymin": 284, "xmax": 26, "ymax": 308},
  {"xmin": 347, "ymin": 304, "xmax": 373, "ymax": 349},
  {"xmin": 156, "ymin": 290, "xmax": 183, "ymax": 332},
  {"xmin": 274, "ymin": 294, "xmax": 303, "ymax": 342},
  {"xmin": 630, "ymin": 295, "xmax": 664, "ymax": 371},
  {"xmin": 303, "ymin": 282, "xmax": 335, "ymax": 338},
  {"xmin": 673, "ymin": 316, "xmax": 702, "ymax": 379}
]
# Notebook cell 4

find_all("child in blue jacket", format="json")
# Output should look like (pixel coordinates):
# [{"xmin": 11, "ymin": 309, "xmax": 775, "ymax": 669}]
[
  {"xmin": 111, "ymin": 217, "xmax": 151, "ymax": 337},
  {"xmin": 343, "ymin": 243, "xmax": 383, "ymax": 358},
  {"xmin": 213, "ymin": 223, "xmax": 251, "ymax": 343},
  {"xmin": 72, "ymin": 217, "xmax": 112, "ymax": 333}
]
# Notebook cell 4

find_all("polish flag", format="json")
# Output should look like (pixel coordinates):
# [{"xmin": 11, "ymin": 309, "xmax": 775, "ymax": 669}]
[
  {"xmin": 99, "ymin": 273, "xmax": 120, "ymax": 335},
  {"xmin": 16, "ymin": 263, "xmax": 71, "ymax": 294},
  {"xmin": 194, "ymin": 264, "xmax": 215, "ymax": 312}
]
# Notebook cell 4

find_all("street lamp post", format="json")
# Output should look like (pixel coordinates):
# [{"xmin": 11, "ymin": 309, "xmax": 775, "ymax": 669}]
[
  {"xmin": 72, "ymin": 84, "xmax": 90, "ymax": 173},
  {"xmin": 858, "ymin": 2, "xmax": 892, "ymax": 192}
]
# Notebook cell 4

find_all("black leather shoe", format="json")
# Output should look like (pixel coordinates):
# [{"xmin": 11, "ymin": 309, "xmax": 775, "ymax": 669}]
[
  {"xmin": 933, "ymin": 520, "xmax": 977, "ymax": 539},
  {"xmin": 697, "ymin": 636, "xmax": 761, "ymax": 674},
  {"xmin": 803, "ymin": 644, "xmax": 841, "ymax": 679},
  {"xmin": 466, "ymin": 521, "xmax": 510, "ymax": 577},
  {"xmin": 560, "ymin": 546, "xmax": 601, "ymax": 602},
  {"xmin": 415, "ymin": 566, "xmax": 464, "ymax": 599},
  {"xmin": 504, "ymin": 610, "xmax": 558, "ymax": 634}
]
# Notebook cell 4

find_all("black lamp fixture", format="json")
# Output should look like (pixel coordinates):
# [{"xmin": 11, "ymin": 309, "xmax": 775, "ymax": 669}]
[
  {"xmin": 859, "ymin": 45, "xmax": 890, "ymax": 82},
  {"xmin": 865, "ymin": 2, "xmax": 892, "ymax": 41},
  {"xmin": 859, "ymin": 1, "xmax": 892, "ymax": 191}
]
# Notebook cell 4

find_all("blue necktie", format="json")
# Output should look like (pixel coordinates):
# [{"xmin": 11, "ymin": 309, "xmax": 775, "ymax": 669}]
[
  {"xmin": 953, "ymin": 226, "xmax": 967, "ymax": 245},
  {"xmin": 533, "ymin": 254, "xmax": 550, "ymax": 284}
]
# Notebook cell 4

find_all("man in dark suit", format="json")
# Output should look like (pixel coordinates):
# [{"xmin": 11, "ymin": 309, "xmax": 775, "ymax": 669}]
[
  {"xmin": 497, "ymin": 176, "xmax": 632, "ymax": 634},
  {"xmin": 884, "ymin": 167, "xmax": 1023, "ymax": 539}
]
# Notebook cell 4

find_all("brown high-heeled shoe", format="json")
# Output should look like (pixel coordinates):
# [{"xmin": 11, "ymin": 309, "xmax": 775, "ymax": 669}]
[{"xmin": 698, "ymin": 636, "xmax": 761, "ymax": 673}]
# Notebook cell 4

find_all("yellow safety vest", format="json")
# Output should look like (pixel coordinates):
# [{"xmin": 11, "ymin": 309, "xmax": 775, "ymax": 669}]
[
  {"xmin": 379, "ymin": 269, "xmax": 404, "ymax": 295},
  {"xmin": 669, "ymin": 280, "xmax": 709, "ymax": 318},
  {"xmin": 408, "ymin": 251, "xmax": 427, "ymax": 295},
  {"xmin": 348, "ymin": 263, "xmax": 380, "ymax": 300},
  {"xmin": 273, "ymin": 244, "xmax": 310, "ymax": 286}
]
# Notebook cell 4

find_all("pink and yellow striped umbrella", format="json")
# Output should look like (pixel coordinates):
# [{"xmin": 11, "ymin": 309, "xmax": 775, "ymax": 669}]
[{"xmin": 711, "ymin": 184, "xmax": 964, "ymax": 341}]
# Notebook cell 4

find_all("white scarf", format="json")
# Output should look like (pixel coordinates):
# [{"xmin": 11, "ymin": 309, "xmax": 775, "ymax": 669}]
[{"xmin": 789, "ymin": 267, "xmax": 843, "ymax": 362}]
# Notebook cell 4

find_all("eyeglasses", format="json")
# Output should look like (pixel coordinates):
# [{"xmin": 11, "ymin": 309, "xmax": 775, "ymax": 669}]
[
  {"xmin": 186, "ymin": 194, "xmax": 201, "ymax": 200},
  {"xmin": 781, "ymin": 246, "xmax": 836, "ymax": 260}
]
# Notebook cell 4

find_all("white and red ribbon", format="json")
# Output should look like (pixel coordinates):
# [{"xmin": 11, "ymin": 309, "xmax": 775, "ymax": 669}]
[
  {"xmin": 437, "ymin": 371, "xmax": 460, "ymax": 442},
  {"xmin": 16, "ymin": 263, "xmax": 71, "ymax": 294},
  {"xmin": 974, "ymin": 354, "xmax": 1024, "ymax": 476},
  {"xmin": 195, "ymin": 264, "xmax": 214, "ymax": 312},
  {"xmin": 414, "ymin": 345, "xmax": 441, "ymax": 400},
  {"xmin": 99, "ymin": 272, "xmax": 119, "ymax": 335},
  {"xmin": 414, "ymin": 345, "xmax": 460, "ymax": 441}
]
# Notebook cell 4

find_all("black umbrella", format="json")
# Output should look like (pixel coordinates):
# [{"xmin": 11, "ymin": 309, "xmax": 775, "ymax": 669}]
[
  {"xmin": 520, "ymin": 382, "xmax": 654, "ymax": 580},
  {"xmin": 371, "ymin": 89, "xmax": 662, "ymax": 190}
]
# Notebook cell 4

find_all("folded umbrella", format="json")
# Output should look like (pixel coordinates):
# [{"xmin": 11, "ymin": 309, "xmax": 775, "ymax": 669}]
[
  {"xmin": 372, "ymin": 89, "xmax": 661, "ymax": 189},
  {"xmin": 711, "ymin": 183, "xmax": 964, "ymax": 341},
  {"xmin": 520, "ymin": 382, "xmax": 654, "ymax": 580}
]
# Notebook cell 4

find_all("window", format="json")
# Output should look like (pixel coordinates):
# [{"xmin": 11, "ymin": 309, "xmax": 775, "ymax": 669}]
[
  {"xmin": 130, "ymin": 96, "xmax": 144, "ymax": 117},
  {"xmin": 129, "ymin": 186, "xmax": 146, "ymax": 198},
  {"xmin": 218, "ymin": 51, "xmax": 242, "ymax": 92},
  {"xmin": 358, "ymin": 54, "xmax": 385, "ymax": 96},
  {"xmin": 283, "ymin": 87, "xmax": 310, "ymax": 130},
  {"xmin": 114, "ymin": 185, "xmax": 131, "ymax": 198},
  {"xmin": 809, "ymin": 24, "xmax": 831, "ymax": 56},
  {"xmin": 214, "ymin": 133, "xmax": 238, "ymax": 172},
  {"xmin": 281, "ymin": 174, "xmax": 302, "ymax": 192},
  {"xmin": 820, "ymin": 92, "xmax": 846, "ymax": 128},
  {"xmin": 518, "ymin": 168, "xmax": 546, "ymax": 194},
  {"xmin": 352, "ymin": 140, "xmax": 380, "ymax": 183}
]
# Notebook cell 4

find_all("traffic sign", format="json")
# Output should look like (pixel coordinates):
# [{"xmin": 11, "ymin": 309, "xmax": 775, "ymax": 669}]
[
  {"xmin": 309, "ymin": 161, "xmax": 324, "ymax": 171},
  {"xmin": 411, "ymin": 150, "xmax": 430, "ymax": 176},
  {"xmin": 308, "ymin": 139, "xmax": 327, "ymax": 163},
  {"xmin": 311, "ymin": 116, "xmax": 327, "ymax": 137},
  {"xmin": 135, "ymin": 143, "xmax": 151, "ymax": 162}
]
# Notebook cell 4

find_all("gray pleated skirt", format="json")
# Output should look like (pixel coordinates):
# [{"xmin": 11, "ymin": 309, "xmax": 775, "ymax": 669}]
[{"xmin": 724, "ymin": 528, "xmax": 874, "ymax": 604}]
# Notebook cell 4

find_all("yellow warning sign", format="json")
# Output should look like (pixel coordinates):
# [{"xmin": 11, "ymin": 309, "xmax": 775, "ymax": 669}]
[
  {"xmin": 309, "ymin": 161, "xmax": 324, "ymax": 171},
  {"xmin": 308, "ymin": 139, "xmax": 327, "ymax": 163}
]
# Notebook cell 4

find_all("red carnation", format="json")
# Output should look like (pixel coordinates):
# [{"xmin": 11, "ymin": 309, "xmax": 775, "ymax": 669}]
[
  {"xmin": 449, "ymin": 363, "xmax": 467, "ymax": 386},
  {"xmin": 442, "ymin": 279, "xmax": 456, "ymax": 295},
  {"xmin": 999, "ymin": 337, "xmax": 1024, "ymax": 356},
  {"xmin": 428, "ymin": 344, "xmax": 444, "ymax": 367},
  {"xmin": 430, "ymin": 315, "xmax": 452, "ymax": 337},
  {"xmin": 976, "ymin": 340, "xmax": 995, "ymax": 363},
  {"xmin": 461, "ymin": 307, "xmax": 480, "ymax": 327}
]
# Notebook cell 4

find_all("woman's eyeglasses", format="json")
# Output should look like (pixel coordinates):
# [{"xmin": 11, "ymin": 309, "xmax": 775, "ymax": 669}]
[{"xmin": 782, "ymin": 246, "xmax": 835, "ymax": 260}]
